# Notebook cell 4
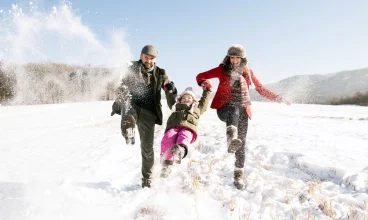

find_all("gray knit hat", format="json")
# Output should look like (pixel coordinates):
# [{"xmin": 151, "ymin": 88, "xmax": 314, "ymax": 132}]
[
  {"xmin": 227, "ymin": 44, "xmax": 245, "ymax": 58},
  {"xmin": 141, "ymin": 45, "xmax": 158, "ymax": 57}
]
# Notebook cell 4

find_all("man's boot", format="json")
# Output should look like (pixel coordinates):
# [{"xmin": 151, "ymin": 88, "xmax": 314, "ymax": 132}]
[
  {"xmin": 122, "ymin": 115, "xmax": 136, "ymax": 145},
  {"xmin": 171, "ymin": 144, "xmax": 185, "ymax": 164},
  {"xmin": 160, "ymin": 160, "xmax": 173, "ymax": 178},
  {"xmin": 234, "ymin": 167, "xmax": 246, "ymax": 190},
  {"xmin": 141, "ymin": 178, "xmax": 151, "ymax": 188},
  {"xmin": 227, "ymin": 125, "xmax": 242, "ymax": 153}
]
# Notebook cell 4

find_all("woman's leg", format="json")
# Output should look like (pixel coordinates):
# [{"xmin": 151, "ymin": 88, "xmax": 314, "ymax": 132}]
[
  {"xmin": 217, "ymin": 104, "xmax": 242, "ymax": 152},
  {"xmin": 234, "ymin": 108, "xmax": 249, "ymax": 190},
  {"xmin": 235, "ymin": 109, "xmax": 248, "ymax": 168},
  {"xmin": 217, "ymin": 104, "xmax": 239, "ymax": 127}
]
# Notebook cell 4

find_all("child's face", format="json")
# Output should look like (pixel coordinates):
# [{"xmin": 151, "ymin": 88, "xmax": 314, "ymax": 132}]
[{"xmin": 180, "ymin": 94, "xmax": 194, "ymax": 104}]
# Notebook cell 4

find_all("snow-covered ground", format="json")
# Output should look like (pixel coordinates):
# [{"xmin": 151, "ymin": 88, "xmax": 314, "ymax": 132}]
[{"xmin": 1, "ymin": 101, "xmax": 367, "ymax": 219}]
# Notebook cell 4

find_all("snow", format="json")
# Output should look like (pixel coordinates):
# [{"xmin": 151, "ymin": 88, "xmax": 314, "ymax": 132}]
[{"xmin": 1, "ymin": 101, "xmax": 367, "ymax": 219}]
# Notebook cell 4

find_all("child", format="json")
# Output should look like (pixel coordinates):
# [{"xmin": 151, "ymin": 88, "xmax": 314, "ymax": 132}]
[
  {"xmin": 160, "ymin": 82, "xmax": 212, "ymax": 178},
  {"xmin": 196, "ymin": 44, "xmax": 291, "ymax": 189}
]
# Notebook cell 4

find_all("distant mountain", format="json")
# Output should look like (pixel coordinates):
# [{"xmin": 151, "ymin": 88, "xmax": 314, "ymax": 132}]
[{"xmin": 250, "ymin": 67, "xmax": 368, "ymax": 104}]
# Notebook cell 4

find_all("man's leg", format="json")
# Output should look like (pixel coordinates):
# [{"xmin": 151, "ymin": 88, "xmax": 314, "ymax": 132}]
[
  {"xmin": 121, "ymin": 115, "xmax": 136, "ymax": 145},
  {"xmin": 121, "ymin": 107, "xmax": 138, "ymax": 145},
  {"xmin": 136, "ymin": 109, "xmax": 157, "ymax": 187}
]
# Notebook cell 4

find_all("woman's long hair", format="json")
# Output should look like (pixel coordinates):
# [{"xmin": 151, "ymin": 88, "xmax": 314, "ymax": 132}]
[
  {"xmin": 222, "ymin": 56, "xmax": 253, "ymax": 87},
  {"xmin": 222, "ymin": 56, "xmax": 248, "ymax": 73}
]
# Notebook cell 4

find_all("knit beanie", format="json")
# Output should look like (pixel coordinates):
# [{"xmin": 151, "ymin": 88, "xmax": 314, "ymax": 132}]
[
  {"xmin": 141, "ymin": 45, "xmax": 158, "ymax": 57},
  {"xmin": 176, "ymin": 87, "xmax": 198, "ymax": 103}
]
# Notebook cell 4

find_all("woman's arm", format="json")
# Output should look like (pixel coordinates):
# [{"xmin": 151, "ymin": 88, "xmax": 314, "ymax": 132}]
[
  {"xmin": 196, "ymin": 65, "xmax": 222, "ymax": 85},
  {"xmin": 251, "ymin": 70, "xmax": 290, "ymax": 104}
]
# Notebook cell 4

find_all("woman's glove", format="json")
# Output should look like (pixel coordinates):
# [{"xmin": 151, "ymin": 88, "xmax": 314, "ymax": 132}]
[
  {"xmin": 200, "ymin": 80, "xmax": 212, "ymax": 91},
  {"xmin": 276, "ymin": 96, "xmax": 291, "ymax": 105}
]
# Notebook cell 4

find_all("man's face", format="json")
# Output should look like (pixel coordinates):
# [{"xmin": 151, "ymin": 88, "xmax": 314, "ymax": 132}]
[{"xmin": 140, "ymin": 53, "xmax": 156, "ymax": 69}]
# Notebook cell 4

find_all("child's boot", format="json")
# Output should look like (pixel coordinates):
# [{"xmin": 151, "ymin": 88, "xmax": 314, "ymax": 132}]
[
  {"xmin": 160, "ymin": 160, "xmax": 173, "ymax": 178},
  {"xmin": 171, "ymin": 144, "xmax": 186, "ymax": 164}
]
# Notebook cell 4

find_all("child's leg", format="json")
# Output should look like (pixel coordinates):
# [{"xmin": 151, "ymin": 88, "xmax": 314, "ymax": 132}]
[
  {"xmin": 176, "ymin": 127, "xmax": 194, "ymax": 146},
  {"xmin": 160, "ymin": 128, "xmax": 179, "ymax": 161},
  {"xmin": 174, "ymin": 127, "xmax": 195, "ymax": 159}
]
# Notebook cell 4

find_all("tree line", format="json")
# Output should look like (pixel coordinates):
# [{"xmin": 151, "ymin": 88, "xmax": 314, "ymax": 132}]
[
  {"xmin": 1, "ymin": 61, "xmax": 367, "ymax": 106},
  {"xmin": 330, "ymin": 91, "xmax": 368, "ymax": 106},
  {"xmin": 0, "ymin": 61, "xmax": 120, "ymax": 105}
]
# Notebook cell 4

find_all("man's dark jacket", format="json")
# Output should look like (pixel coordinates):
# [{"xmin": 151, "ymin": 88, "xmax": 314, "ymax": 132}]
[{"xmin": 111, "ymin": 61, "xmax": 177, "ymax": 125}]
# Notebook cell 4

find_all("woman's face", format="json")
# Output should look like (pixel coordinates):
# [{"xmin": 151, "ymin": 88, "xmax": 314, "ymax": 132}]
[
  {"xmin": 230, "ymin": 56, "xmax": 242, "ymax": 66},
  {"xmin": 180, "ymin": 94, "xmax": 194, "ymax": 104}
]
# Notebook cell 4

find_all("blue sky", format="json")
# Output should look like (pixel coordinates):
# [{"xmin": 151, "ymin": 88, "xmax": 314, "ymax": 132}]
[{"xmin": 1, "ymin": 0, "xmax": 367, "ymax": 93}]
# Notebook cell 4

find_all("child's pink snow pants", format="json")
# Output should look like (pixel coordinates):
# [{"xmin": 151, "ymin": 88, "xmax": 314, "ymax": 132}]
[{"xmin": 160, "ymin": 127, "xmax": 196, "ymax": 161}]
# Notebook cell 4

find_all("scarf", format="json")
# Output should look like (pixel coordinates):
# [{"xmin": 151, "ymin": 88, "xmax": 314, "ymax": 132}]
[
  {"xmin": 171, "ymin": 102, "xmax": 198, "ymax": 114},
  {"xmin": 229, "ymin": 66, "xmax": 251, "ymax": 107},
  {"xmin": 137, "ymin": 62, "xmax": 153, "ymax": 85}
]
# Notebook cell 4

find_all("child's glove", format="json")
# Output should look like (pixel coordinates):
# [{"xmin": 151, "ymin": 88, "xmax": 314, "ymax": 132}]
[{"xmin": 200, "ymin": 80, "xmax": 212, "ymax": 91}]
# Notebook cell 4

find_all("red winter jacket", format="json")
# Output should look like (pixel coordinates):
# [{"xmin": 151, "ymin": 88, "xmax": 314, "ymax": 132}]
[{"xmin": 196, "ymin": 64, "xmax": 280, "ymax": 119}]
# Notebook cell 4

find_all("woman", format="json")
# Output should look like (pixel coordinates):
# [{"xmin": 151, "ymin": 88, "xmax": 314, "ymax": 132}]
[{"xmin": 196, "ymin": 44, "xmax": 290, "ymax": 190}]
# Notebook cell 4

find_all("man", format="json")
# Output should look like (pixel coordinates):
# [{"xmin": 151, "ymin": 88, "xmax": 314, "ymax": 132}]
[{"xmin": 111, "ymin": 45, "xmax": 177, "ymax": 188}]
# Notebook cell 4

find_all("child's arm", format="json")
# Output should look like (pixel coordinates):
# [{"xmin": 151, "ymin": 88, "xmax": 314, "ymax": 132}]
[{"xmin": 198, "ymin": 81, "xmax": 212, "ymax": 115}]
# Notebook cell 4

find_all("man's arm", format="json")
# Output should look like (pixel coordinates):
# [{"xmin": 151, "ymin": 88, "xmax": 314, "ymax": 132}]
[
  {"xmin": 161, "ymin": 73, "xmax": 177, "ymax": 109},
  {"xmin": 111, "ymin": 76, "xmax": 132, "ymax": 116}
]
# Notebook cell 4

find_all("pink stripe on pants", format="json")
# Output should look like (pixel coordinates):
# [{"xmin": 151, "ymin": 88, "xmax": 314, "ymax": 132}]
[{"xmin": 160, "ymin": 127, "xmax": 195, "ymax": 161}]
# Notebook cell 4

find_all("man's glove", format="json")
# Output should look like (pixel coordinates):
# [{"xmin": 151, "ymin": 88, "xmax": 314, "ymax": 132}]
[
  {"xmin": 111, "ymin": 101, "xmax": 122, "ymax": 116},
  {"xmin": 164, "ymin": 81, "xmax": 177, "ymax": 94}
]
